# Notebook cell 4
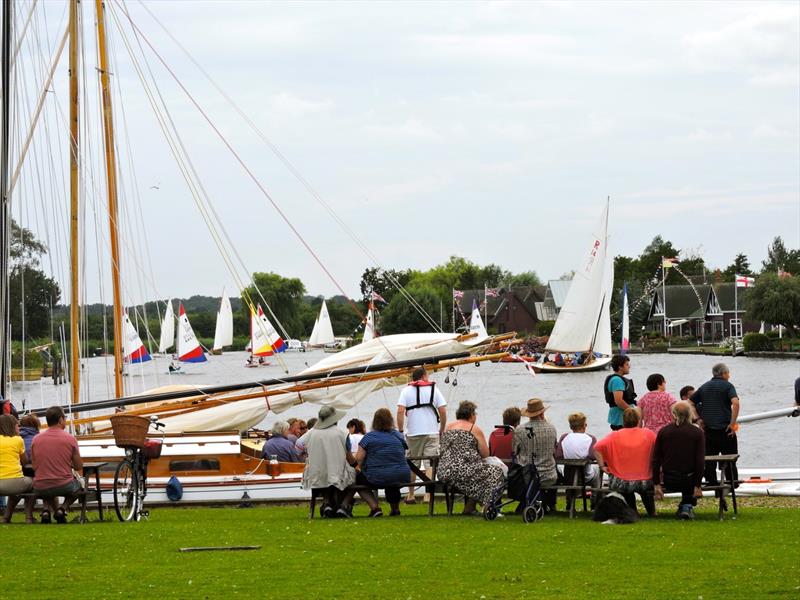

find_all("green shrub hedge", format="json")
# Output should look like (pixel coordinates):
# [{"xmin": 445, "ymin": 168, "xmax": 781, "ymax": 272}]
[{"xmin": 743, "ymin": 332, "xmax": 773, "ymax": 352}]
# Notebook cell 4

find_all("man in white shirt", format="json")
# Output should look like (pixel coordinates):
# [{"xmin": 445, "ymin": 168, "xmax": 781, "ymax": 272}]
[{"xmin": 396, "ymin": 367, "xmax": 447, "ymax": 504}]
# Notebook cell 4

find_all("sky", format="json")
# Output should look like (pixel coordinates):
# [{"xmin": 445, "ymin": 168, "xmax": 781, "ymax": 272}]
[{"xmin": 14, "ymin": 0, "xmax": 800, "ymax": 304}]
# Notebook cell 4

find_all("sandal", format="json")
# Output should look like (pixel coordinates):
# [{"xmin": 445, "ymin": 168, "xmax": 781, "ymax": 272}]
[
  {"xmin": 54, "ymin": 508, "xmax": 67, "ymax": 524},
  {"xmin": 40, "ymin": 510, "xmax": 52, "ymax": 524}
]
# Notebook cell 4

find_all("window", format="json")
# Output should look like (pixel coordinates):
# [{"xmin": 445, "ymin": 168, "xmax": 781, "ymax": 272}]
[
  {"xmin": 169, "ymin": 459, "xmax": 221, "ymax": 472},
  {"xmin": 730, "ymin": 318, "xmax": 742, "ymax": 339}
]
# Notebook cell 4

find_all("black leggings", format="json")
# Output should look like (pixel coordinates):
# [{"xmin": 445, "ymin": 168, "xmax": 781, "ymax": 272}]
[
  {"xmin": 663, "ymin": 472, "xmax": 697, "ymax": 506},
  {"xmin": 704, "ymin": 429, "xmax": 738, "ymax": 487},
  {"xmin": 357, "ymin": 472, "xmax": 401, "ymax": 505}
]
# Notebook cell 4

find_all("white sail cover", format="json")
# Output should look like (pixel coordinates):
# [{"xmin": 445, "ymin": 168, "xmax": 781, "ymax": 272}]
[
  {"xmin": 158, "ymin": 332, "xmax": 488, "ymax": 433},
  {"xmin": 469, "ymin": 299, "xmax": 488, "ymax": 340},
  {"xmin": 213, "ymin": 293, "xmax": 234, "ymax": 351},
  {"xmin": 308, "ymin": 300, "xmax": 334, "ymax": 346},
  {"xmin": 363, "ymin": 303, "xmax": 376, "ymax": 343},
  {"xmin": 546, "ymin": 202, "xmax": 610, "ymax": 353},
  {"xmin": 158, "ymin": 300, "xmax": 175, "ymax": 353}
]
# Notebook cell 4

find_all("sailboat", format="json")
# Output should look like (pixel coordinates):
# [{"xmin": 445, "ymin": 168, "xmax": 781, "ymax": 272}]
[
  {"xmin": 362, "ymin": 302, "xmax": 377, "ymax": 342},
  {"xmin": 307, "ymin": 300, "xmax": 336, "ymax": 350},
  {"xmin": 534, "ymin": 201, "xmax": 613, "ymax": 373},
  {"xmin": 158, "ymin": 300, "xmax": 175, "ymax": 354},
  {"xmin": 176, "ymin": 303, "xmax": 207, "ymax": 364},
  {"xmin": 621, "ymin": 282, "xmax": 630, "ymax": 355},
  {"xmin": 212, "ymin": 291, "xmax": 233, "ymax": 355},
  {"xmin": 246, "ymin": 305, "xmax": 285, "ymax": 367},
  {"xmin": 122, "ymin": 313, "xmax": 151, "ymax": 364}
]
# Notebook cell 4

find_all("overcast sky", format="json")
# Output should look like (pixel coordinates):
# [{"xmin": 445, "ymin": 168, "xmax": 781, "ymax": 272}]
[{"xmin": 22, "ymin": 1, "xmax": 800, "ymax": 303}]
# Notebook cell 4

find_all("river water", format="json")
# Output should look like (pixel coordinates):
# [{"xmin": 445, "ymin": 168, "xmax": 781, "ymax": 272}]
[{"xmin": 11, "ymin": 351, "xmax": 799, "ymax": 468}]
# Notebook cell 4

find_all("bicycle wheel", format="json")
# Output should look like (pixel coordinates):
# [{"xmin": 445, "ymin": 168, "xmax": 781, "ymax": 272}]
[{"xmin": 113, "ymin": 459, "xmax": 139, "ymax": 522}]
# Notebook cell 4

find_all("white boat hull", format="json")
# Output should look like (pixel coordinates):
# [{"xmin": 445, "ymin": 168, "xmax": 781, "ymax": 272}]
[{"xmin": 533, "ymin": 356, "xmax": 612, "ymax": 373}]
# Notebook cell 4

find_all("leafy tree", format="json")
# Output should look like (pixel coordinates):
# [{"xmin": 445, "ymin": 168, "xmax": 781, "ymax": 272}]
[
  {"xmin": 241, "ymin": 272, "xmax": 306, "ymax": 337},
  {"xmin": 11, "ymin": 220, "xmax": 47, "ymax": 268},
  {"xmin": 744, "ymin": 273, "xmax": 800, "ymax": 333},
  {"xmin": 379, "ymin": 284, "xmax": 441, "ymax": 334},
  {"xmin": 638, "ymin": 235, "xmax": 680, "ymax": 283},
  {"xmin": 722, "ymin": 253, "xmax": 753, "ymax": 281},
  {"xmin": 359, "ymin": 267, "xmax": 413, "ymax": 304},
  {"xmin": 10, "ymin": 267, "xmax": 60, "ymax": 339},
  {"xmin": 502, "ymin": 270, "xmax": 542, "ymax": 288},
  {"xmin": 762, "ymin": 236, "xmax": 800, "ymax": 275}
]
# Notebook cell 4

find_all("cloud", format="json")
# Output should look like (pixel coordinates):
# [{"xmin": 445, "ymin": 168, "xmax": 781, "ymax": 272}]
[
  {"xmin": 666, "ymin": 128, "xmax": 733, "ymax": 144},
  {"xmin": 265, "ymin": 92, "xmax": 333, "ymax": 119},
  {"xmin": 362, "ymin": 118, "xmax": 442, "ymax": 142}
]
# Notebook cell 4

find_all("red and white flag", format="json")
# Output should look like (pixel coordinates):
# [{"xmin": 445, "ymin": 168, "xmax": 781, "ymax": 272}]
[
  {"xmin": 370, "ymin": 291, "xmax": 387, "ymax": 303},
  {"xmin": 735, "ymin": 274, "xmax": 755, "ymax": 288},
  {"xmin": 485, "ymin": 287, "xmax": 500, "ymax": 298},
  {"xmin": 453, "ymin": 290, "xmax": 464, "ymax": 300}
]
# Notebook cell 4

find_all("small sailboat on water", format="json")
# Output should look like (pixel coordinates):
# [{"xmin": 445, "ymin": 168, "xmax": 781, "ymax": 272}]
[
  {"xmin": 212, "ymin": 291, "xmax": 234, "ymax": 355},
  {"xmin": 534, "ymin": 201, "xmax": 613, "ymax": 373},
  {"xmin": 123, "ymin": 313, "xmax": 151, "ymax": 365},
  {"xmin": 307, "ymin": 300, "xmax": 337, "ymax": 351},
  {"xmin": 177, "ymin": 303, "xmax": 207, "ymax": 365},
  {"xmin": 246, "ymin": 305, "xmax": 285, "ymax": 367}
]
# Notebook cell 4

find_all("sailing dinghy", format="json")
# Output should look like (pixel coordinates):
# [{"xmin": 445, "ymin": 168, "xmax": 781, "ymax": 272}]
[
  {"xmin": 534, "ymin": 201, "xmax": 613, "ymax": 373},
  {"xmin": 246, "ymin": 305, "xmax": 285, "ymax": 366},
  {"xmin": 212, "ymin": 291, "xmax": 234, "ymax": 354},
  {"xmin": 177, "ymin": 304, "xmax": 207, "ymax": 364},
  {"xmin": 123, "ymin": 313, "xmax": 151, "ymax": 364},
  {"xmin": 307, "ymin": 300, "xmax": 336, "ymax": 349}
]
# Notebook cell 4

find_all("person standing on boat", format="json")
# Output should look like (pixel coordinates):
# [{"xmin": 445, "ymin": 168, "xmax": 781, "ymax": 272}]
[
  {"xmin": 688, "ymin": 363, "xmax": 740, "ymax": 490},
  {"xmin": 604, "ymin": 355, "xmax": 637, "ymax": 431},
  {"xmin": 396, "ymin": 367, "xmax": 447, "ymax": 504}
]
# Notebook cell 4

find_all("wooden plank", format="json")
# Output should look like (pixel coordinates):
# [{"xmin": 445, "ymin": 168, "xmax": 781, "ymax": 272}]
[{"xmin": 179, "ymin": 546, "xmax": 261, "ymax": 553}]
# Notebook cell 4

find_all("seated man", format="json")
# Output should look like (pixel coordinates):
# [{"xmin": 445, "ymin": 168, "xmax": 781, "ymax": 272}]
[
  {"xmin": 488, "ymin": 407, "xmax": 521, "ymax": 462},
  {"xmin": 594, "ymin": 408, "xmax": 656, "ymax": 517},
  {"xmin": 556, "ymin": 412, "xmax": 599, "ymax": 487},
  {"xmin": 262, "ymin": 421, "xmax": 302, "ymax": 463},
  {"xmin": 513, "ymin": 399, "xmax": 558, "ymax": 511},
  {"xmin": 31, "ymin": 406, "xmax": 83, "ymax": 524},
  {"xmin": 652, "ymin": 402, "xmax": 705, "ymax": 520}
]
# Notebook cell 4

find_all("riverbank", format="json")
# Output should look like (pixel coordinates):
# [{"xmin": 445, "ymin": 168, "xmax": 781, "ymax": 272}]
[{"xmin": 1, "ymin": 498, "xmax": 797, "ymax": 598}]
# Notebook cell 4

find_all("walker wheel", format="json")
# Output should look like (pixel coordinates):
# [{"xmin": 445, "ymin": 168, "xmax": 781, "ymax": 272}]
[{"xmin": 523, "ymin": 503, "xmax": 544, "ymax": 523}]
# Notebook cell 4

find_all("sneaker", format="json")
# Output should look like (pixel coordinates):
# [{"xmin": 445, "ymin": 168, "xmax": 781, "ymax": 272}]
[
  {"xmin": 40, "ymin": 510, "xmax": 52, "ymax": 524},
  {"xmin": 678, "ymin": 504, "xmax": 691, "ymax": 520},
  {"xmin": 389, "ymin": 509, "xmax": 401, "ymax": 517},
  {"xmin": 54, "ymin": 508, "xmax": 67, "ymax": 524},
  {"xmin": 336, "ymin": 506, "xmax": 353, "ymax": 519},
  {"xmin": 685, "ymin": 506, "xmax": 696, "ymax": 520},
  {"xmin": 321, "ymin": 505, "xmax": 335, "ymax": 519},
  {"xmin": 368, "ymin": 508, "xmax": 384, "ymax": 518}
]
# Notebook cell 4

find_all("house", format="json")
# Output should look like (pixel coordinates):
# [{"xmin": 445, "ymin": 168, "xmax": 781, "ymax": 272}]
[
  {"xmin": 536, "ymin": 279, "xmax": 571, "ymax": 321},
  {"xmin": 710, "ymin": 283, "xmax": 758, "ymax": 338},
  {"xmin": 647, "ymin": 284, "xmax": 723, "ymax": 342},
  {"xmin": 456, "ymin": 286, "xmax": 546, "ymax": 335}
]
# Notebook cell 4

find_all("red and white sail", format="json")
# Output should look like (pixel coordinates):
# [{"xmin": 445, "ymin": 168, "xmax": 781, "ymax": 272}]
[
  {"xmin": 177, "ymin": 303, "xmax": 206, "ymax": 363},
  {"xmin": 123, "ymin": 313, "xmax": 151, "ymax": 363},
  {"xmin": 250, "ymin": 305, "xmax": 285, "ymax": 356}
]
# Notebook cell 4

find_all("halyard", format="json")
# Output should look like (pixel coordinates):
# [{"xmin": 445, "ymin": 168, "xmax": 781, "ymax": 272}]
[{"xmin": 3, "ymin": 498, "xmax": 798, "ymax": 599}]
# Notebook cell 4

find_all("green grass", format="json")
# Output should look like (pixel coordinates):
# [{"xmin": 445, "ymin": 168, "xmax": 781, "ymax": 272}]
[{"xmin": 2, "ymin": 499, "xmax": 799, "ymax": 599}]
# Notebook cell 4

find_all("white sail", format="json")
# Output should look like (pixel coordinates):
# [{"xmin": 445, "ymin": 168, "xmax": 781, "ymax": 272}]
[
  {"xmin": 308, "ymin": 300, "xmax": 335, "ymax": 346},
  {"xmin": 363, "ymin": 303, "xmax": 376, "ymax": 343},
  {"xmin": 546, "ymin": 202, "xmax": 610, "ymax": 353},
  {"xmin": 468, "ymin": 299, "xmax": 488, "ymax": 340},
  {"xmin": 620, "ymin": 282, "xmax": 630, "ymax": 355},
  {"xmin": 593, "ymin": 258, "xmax": 613, "ymax": 357},
  {"xmin": 158, "ymin": 300, "xmax": 175, "ymax": 353},
  {"xmin": 213, "ymin": 292, "xmax": 233, "ymax": 351}
]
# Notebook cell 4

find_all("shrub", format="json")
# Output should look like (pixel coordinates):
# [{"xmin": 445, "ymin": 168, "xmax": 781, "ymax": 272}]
[
  {"xmin": 537, "ymin": 320, "xmax": 555, "ymax": 336},
  {"xmin": 765, "ymin": 329, "xmax": 780, "ymax": 340},
  {"xmin": 743, "ymin": 333, "xmax": 773, "ymax": 352}
]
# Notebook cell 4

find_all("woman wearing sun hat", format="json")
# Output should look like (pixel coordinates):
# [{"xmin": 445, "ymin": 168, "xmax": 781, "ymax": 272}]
[{"xmin": 512, "ymin": 398, "xmax": 559, "ymax": 511}]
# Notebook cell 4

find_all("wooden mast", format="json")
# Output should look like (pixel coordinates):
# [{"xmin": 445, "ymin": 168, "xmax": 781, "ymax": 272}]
[
  {"xmin": 68, "ymin": 0, "xmax": 80, "ymax": 405},
  {"xmin": 95, "ymin": 0, "xmax": 124, "ymax": 397}
]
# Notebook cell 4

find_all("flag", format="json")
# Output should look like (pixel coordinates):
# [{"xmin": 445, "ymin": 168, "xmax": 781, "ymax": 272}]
[
  {"xmin": 370, "ymin": 291, "xmax": 387, "ymax": 303},
  {"xmin": 485, "ymin": 287, "xmax": 499, "ymax": 298},
  {"xmin": 778, "ymin": 269, "xmax": 792, "ymax": 279},
  {"xmin": 662, "ymin": 257, "xmax": 679, "ymax": 269},
  {"xmin": 453, "ymin": 290, "xmax": 464, "ymax": 299},
  {"xmin": 735, "ymin": 274, "xmax": 755, "ymax": 288}
]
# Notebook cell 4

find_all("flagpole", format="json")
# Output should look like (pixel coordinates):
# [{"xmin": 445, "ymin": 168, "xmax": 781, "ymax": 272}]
[
  {"xmin": 451, "ymin": 288, "xmax": 455, "ymax": 334},
  {"xmin": 734, "ymin": 275, "xmax": 738, "ymax": 339},
  {"xmin": 484, "ymin": 283, "xmax": 488, "ymax": 332},
  {"xmin": 661, "ymin": 257, "xmax": 667, "ymax": 338}
]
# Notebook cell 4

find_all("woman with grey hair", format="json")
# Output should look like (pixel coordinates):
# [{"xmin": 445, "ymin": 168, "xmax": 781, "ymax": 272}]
[{"xmin": 261, "ymin": 420, "xmax": 301, "ymax": 463}]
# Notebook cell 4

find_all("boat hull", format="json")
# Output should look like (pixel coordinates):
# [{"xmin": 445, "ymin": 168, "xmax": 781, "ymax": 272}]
[{"xmin": 531, "ymin": 356, "xmax": 612, "ymax": 373}]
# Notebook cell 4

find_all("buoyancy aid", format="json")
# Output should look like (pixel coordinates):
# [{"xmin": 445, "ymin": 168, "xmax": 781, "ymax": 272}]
[
  {"xmin": 405, "ymin": 381, "xmax": 440, "ymax": 423},
  {"xmin": 603, "ymin": 374, "xmax": 637, "ymax": 408}
]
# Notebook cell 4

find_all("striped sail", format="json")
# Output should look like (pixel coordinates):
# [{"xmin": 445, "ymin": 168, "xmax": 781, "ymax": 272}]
[
  {"xmin": 250, "ymin": 305, "xmax": 285, "ymax": 357},
  {"xmin": 177, "ymin": 303, "xmax": 206, "ymax": 363},
  {"xmin": 123, "ymin": 313, "xmax": 151, "ymax": 363}
]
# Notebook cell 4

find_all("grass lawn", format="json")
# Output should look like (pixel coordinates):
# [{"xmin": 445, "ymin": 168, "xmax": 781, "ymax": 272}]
[{"xmin": 2, "ymin": 498, "xmax": 798, "ymax": 599}]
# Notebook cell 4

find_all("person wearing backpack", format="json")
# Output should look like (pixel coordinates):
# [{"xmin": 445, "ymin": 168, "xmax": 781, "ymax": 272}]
[{"xmin": 604, "ymin": 355, "xmax": 637, "ymax": 431}]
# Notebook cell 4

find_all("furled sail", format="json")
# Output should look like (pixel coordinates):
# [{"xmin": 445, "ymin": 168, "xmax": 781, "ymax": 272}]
[
  {"xmin": 363, "ymin": 302, "xmax": 376, "ymax": 343},
  {"xmin": 620, "ymin": 282, "xmax": 630, "ymax": 355},
  {"xmin": 545, "ymin": 202, "xmax": 610, "ymax": 353},
  {"xmin": 177, "ymin": 303, "xmax": 206, "ymax": 363},
  {"xmin": 123, "ymin": 313, "xmax": 151, "ymax": 363},
  {"xmin": 158, "ymin": 300, "xmax": 175, "ymax": 353},
  {"xmin": 213, "ymin": 292, "xmax": 234, "ymax": 351}
]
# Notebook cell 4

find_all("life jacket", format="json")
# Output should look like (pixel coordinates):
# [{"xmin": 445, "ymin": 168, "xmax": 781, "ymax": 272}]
[
  {"xmin": 604, "ymin": 374, "xmax": 637, "ymax": 408},
  {"xmin": 404, "ymin": 381, "xmax": 440, "ymax": 423}
]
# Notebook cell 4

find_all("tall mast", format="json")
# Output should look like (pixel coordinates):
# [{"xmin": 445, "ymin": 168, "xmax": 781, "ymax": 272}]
[
  {"xmin": 0, "ymin": 0, "xmax": 13, "ymax": 399},
  {"xmin": 69, "ymin": 0, "xmax": 80, "ymax": 405},
  {"xmin": 95, "ymin": 0, "xmax": 124, "ymax": 397}
]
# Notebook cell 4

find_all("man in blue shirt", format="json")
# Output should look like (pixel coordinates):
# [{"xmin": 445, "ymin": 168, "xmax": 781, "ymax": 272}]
[
  {"xmin": 604, "ymin": 355, "xmax": 637, "ymax": 430},
  {"xmin": 689, "ymin": 363, "xmax": 740, "ymax": 490},
  {"xmin": 262, "ymin": 421, "xmax": 302, "ymax": 463}
]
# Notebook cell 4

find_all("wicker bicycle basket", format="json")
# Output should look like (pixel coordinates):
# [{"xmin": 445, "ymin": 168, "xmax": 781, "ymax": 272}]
[{"xmin": 110, "ymin": 415, "xmax": 149, "ymax": 449}]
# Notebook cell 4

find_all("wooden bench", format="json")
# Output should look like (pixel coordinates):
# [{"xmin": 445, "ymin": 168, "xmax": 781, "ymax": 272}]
[{"xmin": 18, "ymin": 462, "xmax": 106, "ymax": 524}]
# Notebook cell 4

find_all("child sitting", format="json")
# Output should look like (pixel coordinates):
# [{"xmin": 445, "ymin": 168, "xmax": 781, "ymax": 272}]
[{"xmin": 556, "ymin": 412, "xmax": 599, "ymax": 486}]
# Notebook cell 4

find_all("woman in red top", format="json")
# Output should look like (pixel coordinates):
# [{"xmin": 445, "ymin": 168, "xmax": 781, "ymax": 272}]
[
  {"xmin": 594, "ymin": 408, "xmax": 656, "ymax": 516},
  {"xmin": 638, "ymin": 373, "xmax": 677, "ymax": 434}
]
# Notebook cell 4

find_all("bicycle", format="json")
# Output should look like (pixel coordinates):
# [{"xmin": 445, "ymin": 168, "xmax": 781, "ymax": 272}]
[{"xmin": 113, "ymin": 416, "xmax": 165, "ymax": 522}]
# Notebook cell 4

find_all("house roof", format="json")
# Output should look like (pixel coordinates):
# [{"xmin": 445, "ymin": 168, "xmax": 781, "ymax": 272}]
[
  {"xmin": 456, "ymin": 286, "xmax": 545, "ymax": 322},
  {"xmin": 649, "ymin": 285, "xmax": 712, "ymax": 320},
  {"xmin": 712, "ymin": 283, "xmax": 751, "ymax": 312}
]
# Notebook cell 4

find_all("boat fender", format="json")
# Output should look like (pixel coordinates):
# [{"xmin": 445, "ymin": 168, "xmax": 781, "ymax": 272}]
[{"xmin": 166, "ymin": 475, "xmax": 183, "ymax": 502}]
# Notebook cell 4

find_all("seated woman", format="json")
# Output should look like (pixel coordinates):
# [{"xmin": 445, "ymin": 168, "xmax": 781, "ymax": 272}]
[
  {"xmin": 355, "ymin": 408, "xmax": 410, "ymax": 517},
  {"xmin": 594, "ymin": 408, "xmax": 656, "ymax": 516},
  {"xmin": 438, "ymin": 401, "xmax": 505, "ymax": 516},
  {"xmin": 300, "ymin": 406, "xmax": 377, "ymax": 518},
  {"xmin": 0, "ymin": 415, "xmax": 35, "ymax": 524},
  {"xmin": 346, "ymin": 418, "xmax": 366, "ymax": 454}
]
